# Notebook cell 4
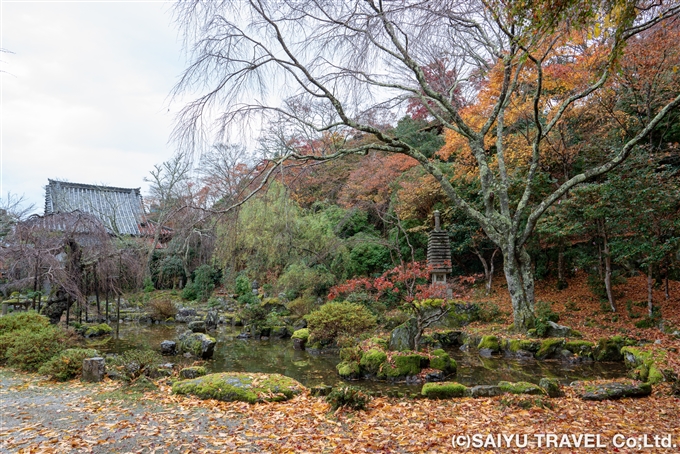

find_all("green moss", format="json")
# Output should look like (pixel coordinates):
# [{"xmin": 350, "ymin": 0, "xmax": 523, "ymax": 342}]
[
  {"xmin": 498, "ymin": 381, "xmax": 545, "ymax": 395},
  {"xmin": 337, "ymin": 360, "xmax": 361, "ymax": 378},
  {"xmin": 172, "ymin": 372, "xmax": 305, "ymax": 403},
  {"xmin": 565, "ymin": 340, "xmax": 594, "ymax": 353},
  {"xmin": 291, "ymin": 328, "xmax": 309, "ymax": 342},
  {"xmin": 379, "ymin": 354, "xmax": 426, "ymax": 379},
  {"xmin": 594, "ymin": 337, "xmax": 628, "ymax": 362},
  {"xmin": 429, "ymin": 349, "xmax": 457, "ymax": 374},
  {"xmin": 507, "ymin": 339, "xmax": 540, "ymax": 353},
  {"xmin": 539, "ymin": 378, "xmax": 562, "ymax": 397},
  {"xmin": 369, "ymin": 337, "xmax": 388, "ymax": 349},
  {"xmin": 179, "ymin": 366, "xmax": 207, "ymax": 379},
  {"xmin": 359, "ymin": 349, "xmax": 387, "ymax": 375},
  {"xmin": 84, "ymin": 323, "xmax": 112, "ymax": 337},
  {"xmin": 393, "ymin": 354, "xmax": 425, "ymax": 375},
  {"xmin": 421, "ymin": 382, "xmax": 468, "ymax": 399},
  {"xmin": 647, "ymin": 365, "xmax": 664, "ymax": 384},
  {"xmin": 621, "ymin": 346, "xmax": 665, "ymax": 384},
  {"xmin": 477, "ymin": 335, "xmax": 500, "ymax": 352},
  {"xmin": 536, "ymin": 339, "xmax": 565, "ymax": 359}
]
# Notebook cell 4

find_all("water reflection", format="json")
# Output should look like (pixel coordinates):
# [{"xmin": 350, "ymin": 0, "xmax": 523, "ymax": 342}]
[{"xmin": 98, "ymin": 323, "xmax": 627, "ymax": 393}]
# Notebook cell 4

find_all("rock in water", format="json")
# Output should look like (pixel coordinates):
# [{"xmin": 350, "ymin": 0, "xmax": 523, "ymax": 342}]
[
  {"xmin": 178, "ymin": 331, "xmax": 216, "ymax": 359},
  {"xmin": 389, "ymin": 318, "xmax": 418, "ymax": 351},
  {"xmin": 160, "ymin": 340, "xmax": 176, "ymax": 355},
  {"xmin": 189, "ymin": 320, "xmax": 207, "ymax": 333},
  {"xmin": 82, "ymin": 357, "xmax": 105, "ymax": 382}
]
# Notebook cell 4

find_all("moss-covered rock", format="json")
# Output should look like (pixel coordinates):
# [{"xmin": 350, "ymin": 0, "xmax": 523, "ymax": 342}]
[
  {"xmin": 429, "ymin": 349, "xmax": 457, "ymax": 375},
  {"xmin": 388, "ymin": 318, "xmax": 418, "ymax": 351},
  {"xmin": 432, "ymin": 330, "xmax": 461, "ymax": 347},
  {"xmin": 379, "ymin": 354, "xmax": 427, "ymax": 379},
  {"xmin": 337, "ymin": 360, "xmax": 361, "ymax": 379},
  {"xmin": 179, "ymin": 366, "xmax": 207, "ymax": 379},
  {"xmin": 421, "ymin": 382, "xmax": 468, "ymax": 399},
  {"xmin": 172, "ymin": 372, "xmax": 305, "ymax": 403},
  {"xmin": 565, "ymin": 340, "xmax": 594, "ymax": 357},
  {"xmin": 506, "ymin": 339, "xmax": 540, "ymax": 354},
  {"xmin": 536, "ymin": 339, "xmax": 565, "ymax": 359},
  {"xmin": 477, "ymin": 335, "xmax": 500, "ymax": 353},
  {"xmin": 621, "ymin": 346, "xmax": 665, "ymax": 384},
  {"xmin": 84, "ymin": 323, "xmax": 112, "ymax": 338},
  {"xmin": 291, "ymin": 328, "xmax": 309, "ymax": 342},
  {"xmin": 498, "ymin": 381, "xmax": 545, "ymax": 395},
  {"xmin": 359, "ymin": 349, "xmax": 387, "ymax": 375},
  {"xmin": 594, "ymin": 336, "xmax": 632, "ymax": 362},
  {"xmin": 579, "ymin": 380, "xmax": 652, "ymax": 401},
  {"xmin": 178, "ymin": 331, "xmax": 216, "ymax": 359},
  {"xmin": 539, "ymin": 378, "xmax": 563, "ymax": 397}
]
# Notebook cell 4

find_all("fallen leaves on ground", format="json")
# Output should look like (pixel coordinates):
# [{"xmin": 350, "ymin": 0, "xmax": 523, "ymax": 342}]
[{"xmin": 2, "ymin": 371, "xmax": 680, "ymax": 453}]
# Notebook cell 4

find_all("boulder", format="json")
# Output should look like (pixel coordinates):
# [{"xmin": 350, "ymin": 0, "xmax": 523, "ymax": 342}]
[
  {"xmin": 539, "ymin": 378, "xmax": 563, "ymax": 397},
  {"xmin": 173, "ymin": 372, "xmax": 305, "ymax": 403},
  {"xmin": 293, "ymin": 318, "xmax": 307, "ymax": 331},
  {"xmin": 388, "ymin": 318, "xmax": 418, "ymax": 351},
  {"xmin": 82, "ymin": 357, "xmax": 106, "ymax": 383},
  {"xmin": 160, "ymin": 340, "xmax": 177, "ymax": 356},
  {"xmin": 421, "ymin": 382, "xmax": 468, "ymax": 399},
  {"xmin": 189, "ymin": 321, "xmax": 207, "ymax": 333},
  {"xmin": 580, "ymin": 381, "xmax": 652, "ymax": 401},
  {"xmin": 205, "ymin": 310, "xmax": 219, "ymax": 331},
  {"xmin": 498, "ymin": 381, "xmax": 545, "ymax": 395},
  {"xmin": 178, "ymin": 331, "xmax": 216, "ymax": 359},
  {"xmin": 291, "ymin": 328, "xmax": 309, "ymax": 350},
  {"xmin": 176, "ymin": 308, "xmax": 197, "ymax": 323},
  {"xmin": 270, "ymin": 326, "xmax": 290, "ymax": 339},
  {"xmin": 179, "ymin": 366, "xmax": 207, "ymax": 379},
  {"xmin": 468, "ymin": 385, "xmax": 503, "ymax": 398},
  {"xmin": 544, "ymin": 321, "xmax": 575, "ymax": 338},
  {"xmin": 536, "ymin": 339, "xmax": 566, "ymax": 360}
]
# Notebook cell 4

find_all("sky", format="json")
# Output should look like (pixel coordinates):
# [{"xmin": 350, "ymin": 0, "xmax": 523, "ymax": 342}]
[{"xmin": 1, "ymin": 0, "xmax": 187, "ymax": 214}]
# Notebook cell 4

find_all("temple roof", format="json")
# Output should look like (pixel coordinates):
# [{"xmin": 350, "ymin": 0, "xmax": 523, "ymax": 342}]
[{"xmin": 44, "ymin": 180, "xmax": 146, "ymax": 236}]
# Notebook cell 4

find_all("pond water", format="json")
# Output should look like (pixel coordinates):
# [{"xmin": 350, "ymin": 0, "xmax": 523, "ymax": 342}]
[{"xmin": 96, "ymin": 322, "xmax": 628, "ymax": 393}]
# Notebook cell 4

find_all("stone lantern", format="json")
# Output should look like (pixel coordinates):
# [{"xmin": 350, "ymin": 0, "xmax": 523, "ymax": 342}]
[{"xmin": 427, "ymin": 210, "xmax": 452, "ymax": 285}]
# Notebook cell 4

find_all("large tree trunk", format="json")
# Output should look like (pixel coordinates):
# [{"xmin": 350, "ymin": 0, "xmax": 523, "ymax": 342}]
[
  {"xmin": 600, "ymin": 221, "xmax": 616, "ymax": 312},
  {"xmin": 647, "ymin": 262, "xmax": 654, "ymax": 318},
  {"xmin": 557, "ymin": 246, "xmax": 567, "ymax": 289},
  {"xmin": 502, "ymin": 246, "xmax": 535, "ymax": 331}
]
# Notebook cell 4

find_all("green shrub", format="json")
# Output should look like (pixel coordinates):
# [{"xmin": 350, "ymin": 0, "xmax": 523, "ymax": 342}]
[
  {"xmin": 5, "ymin": 326, "xmax": 69, "ymax": 371},
  {"xmin": 287, "ymin": 295, "xmax": 317, "ymax": 317},
  {"xmin": 193, "ymin": 265, "xmax": 219, "ymax": 302},
  {"xmin": 38, "ymin": 348, "xmax": 100, "ymax": 381},
  {"xmin": 535, "ymin": 301, "xmax": 560, "ymax": 337},
  {"xmin": 305, "ymin": 301, "xmax": 377, "ymax": 344},
  {"xmin": 234, "ymin": 274, "xmax": 251, "ymax": 297},
  {"xmin": 325, "ymin": 385, "xmax": 371, "ymax": 411},
  {"xmin": 181, "ymin": 281, "xmax": 198, "ymax": 301},
  {"xmin": 0, "ymin": 311, "xmax": 50, "ymax": 334},
  {"xmin": 143, "ymin": 276, "xmax": 155, "ymax": 293}
]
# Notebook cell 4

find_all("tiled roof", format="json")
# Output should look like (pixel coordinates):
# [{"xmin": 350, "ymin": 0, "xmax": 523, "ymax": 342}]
[{"xmin": 44, "ymin": 180, "xmax": 146, "ymax": 236}]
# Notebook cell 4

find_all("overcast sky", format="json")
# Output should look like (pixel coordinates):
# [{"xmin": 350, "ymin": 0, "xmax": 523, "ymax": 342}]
[{"xmin": 1, "ymin": 0, "xmax": 186, "ymax": 214}]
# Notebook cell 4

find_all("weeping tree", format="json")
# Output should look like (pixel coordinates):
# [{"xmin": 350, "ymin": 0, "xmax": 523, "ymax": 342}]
[
  {"xmin": 172, "ymin": 0, "xmax": 680, "ymax": 330},
  {"xmin": 1, "ymin": 212, "xmax": 144, "ymax": 325}
]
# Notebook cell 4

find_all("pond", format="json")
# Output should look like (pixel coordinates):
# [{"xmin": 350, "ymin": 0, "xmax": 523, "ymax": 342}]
[{"xmin": 96, "ymin": 322, "xmax": 628, "ymax": 393}]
